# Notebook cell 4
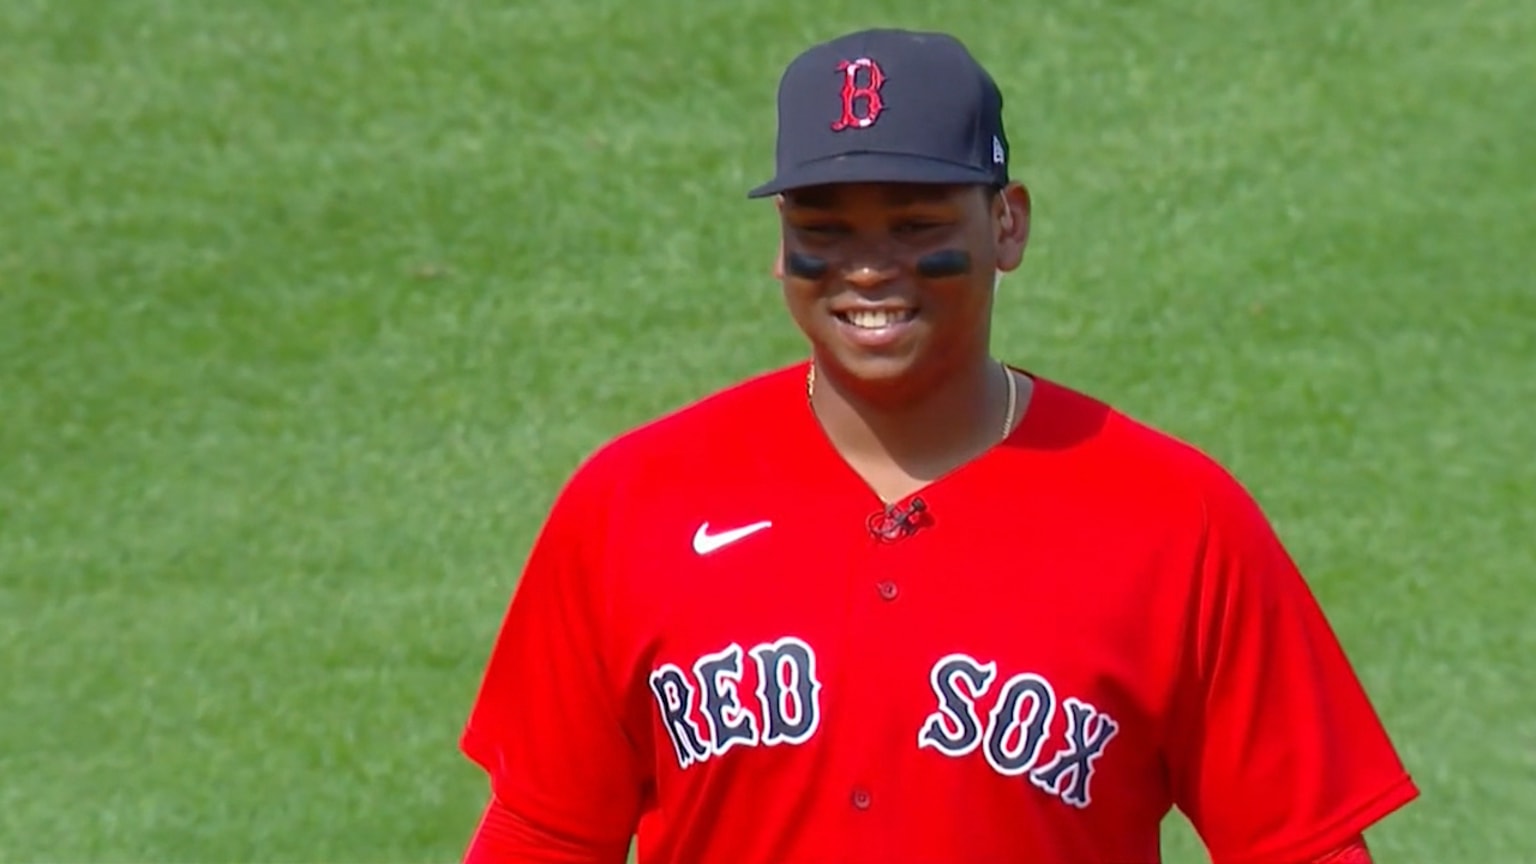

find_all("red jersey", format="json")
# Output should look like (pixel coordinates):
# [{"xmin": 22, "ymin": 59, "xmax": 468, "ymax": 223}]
[{"xmin": 461, "ymin": 362, "xmax": 1417, "ymax": 864}]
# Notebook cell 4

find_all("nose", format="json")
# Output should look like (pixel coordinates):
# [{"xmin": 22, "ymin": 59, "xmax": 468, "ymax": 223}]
[
  {"xmin": 843, "ymin": 261, "xmax": 900, "ymax": 289},
  {"xmin": 838, "ymin": 232, "xmax": 904, "ymax": 289}
]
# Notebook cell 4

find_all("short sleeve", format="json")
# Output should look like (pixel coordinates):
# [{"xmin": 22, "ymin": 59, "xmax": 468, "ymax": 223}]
[
  {"xmin": 1168, "ymin": 470, "xmax": 1418, "ymax": 864},
  {"xmin": 460, "ymin": 455, "xmax": 644, "ymax": 846}
]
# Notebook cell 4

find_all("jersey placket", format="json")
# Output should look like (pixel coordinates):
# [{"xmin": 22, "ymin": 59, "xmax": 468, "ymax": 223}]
[{"xmin": 836, "ymin": 499, "xmax": 918, "ymax": 856}]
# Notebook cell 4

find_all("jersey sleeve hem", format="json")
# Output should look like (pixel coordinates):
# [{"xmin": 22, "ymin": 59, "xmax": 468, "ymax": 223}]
[
  {"xmin": 460, "ymin": 723, "xmax": 495, "ymax": 775},
  {"xmin": 1216, "ymin": 773, "xmax": 1420, "ymax": 864},
  {"xmin": 460, "ymin": 723, "xmax": 637, "ymax": 848}
]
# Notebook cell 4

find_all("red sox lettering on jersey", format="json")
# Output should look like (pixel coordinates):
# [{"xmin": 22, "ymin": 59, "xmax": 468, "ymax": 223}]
[
  {"xmin": 650, "ymin": 642, "xmax": 1119, "ymax": 810},
  {"xmin": 648, "ymin": 637, "xmax": 822, "ymax": 767},
  {"xmin": 918, "ymin": 653, "xmax": 1119, "ymax": 808}
]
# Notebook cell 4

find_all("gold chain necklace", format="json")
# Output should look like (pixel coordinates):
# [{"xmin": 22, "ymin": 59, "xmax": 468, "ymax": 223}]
[{"xmin": 806, "ymin": 360, "xmax": 1019, "ymax": 441}]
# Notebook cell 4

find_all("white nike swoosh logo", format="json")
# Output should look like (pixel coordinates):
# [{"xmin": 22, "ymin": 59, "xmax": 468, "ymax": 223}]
[{"xmin": 692, "ymin": 520, "xmax": 773, "ymax": 555}]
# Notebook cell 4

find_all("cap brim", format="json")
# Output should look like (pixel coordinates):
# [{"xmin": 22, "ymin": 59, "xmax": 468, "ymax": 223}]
[{"xmin": 747, "ymin": 152, "xmax": 996, "ymax": 198}]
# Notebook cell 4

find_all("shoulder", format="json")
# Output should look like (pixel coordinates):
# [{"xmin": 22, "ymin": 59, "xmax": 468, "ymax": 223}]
[
  {"xmin": 557, "ymin": 361, "xmax": 807, "ymax": 501},
  {"xmin": 1025, "ymin": 376, "xmax": 1309, "ymax": 638},
  {"xmin": 1025, "ymin": 374, "xmax": 1272, "ymax": 533}
]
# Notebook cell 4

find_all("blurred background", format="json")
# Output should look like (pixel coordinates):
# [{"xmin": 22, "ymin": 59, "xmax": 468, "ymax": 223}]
[{"xmin": 2, "ymin": 0, "xmax": 1531, "ymax": 860}]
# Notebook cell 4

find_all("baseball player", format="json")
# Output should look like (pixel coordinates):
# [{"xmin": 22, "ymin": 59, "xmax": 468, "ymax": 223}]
[{"xmin": 459, "ymin": 28, "xmax": 1418, "ymax": 864}]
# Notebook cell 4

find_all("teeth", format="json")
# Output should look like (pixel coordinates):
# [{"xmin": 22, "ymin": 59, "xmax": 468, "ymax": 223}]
[{"xmin": 845, "ymin": 309, "xmax": 912, "ymax": 329}]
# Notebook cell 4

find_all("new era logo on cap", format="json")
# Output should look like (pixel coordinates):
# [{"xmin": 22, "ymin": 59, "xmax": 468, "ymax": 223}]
[{"xmin": 749, "ymin": 29, "xmax": 1011, "ymax": 198}]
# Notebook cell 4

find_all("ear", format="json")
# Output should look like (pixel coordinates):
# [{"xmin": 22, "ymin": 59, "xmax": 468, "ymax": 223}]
[{"xmin": 993, "ymin": 182, "xmax": 1032, "ymax": 273}]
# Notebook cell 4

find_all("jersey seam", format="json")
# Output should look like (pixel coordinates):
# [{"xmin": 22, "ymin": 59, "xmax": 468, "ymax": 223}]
[
  {"xmin": 1163, "ymin": 484, "xmax": 1214, "ymax": 761},
  {"xmin": 583, "ymin": 459, "xmax": 650, "ymax": 769}
]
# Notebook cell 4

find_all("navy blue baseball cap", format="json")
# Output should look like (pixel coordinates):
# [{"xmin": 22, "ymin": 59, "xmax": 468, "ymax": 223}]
[{"xmin": 748, "ymin": 28, "xmax": 1010, "ymax": 198}]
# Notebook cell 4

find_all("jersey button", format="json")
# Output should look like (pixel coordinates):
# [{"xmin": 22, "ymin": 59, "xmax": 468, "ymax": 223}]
[
  {"xmin": 876, "ymin": 580, "xmax": 898, "ymax": 601},
  {"xmin": 851, "ymin": 787, "xmax": 872, "ymax": 810}
]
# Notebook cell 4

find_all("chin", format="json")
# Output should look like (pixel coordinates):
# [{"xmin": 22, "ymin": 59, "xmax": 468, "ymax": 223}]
[{"xmin": 817, "ymin": 347, "xmax": 924, "ymax": 388}]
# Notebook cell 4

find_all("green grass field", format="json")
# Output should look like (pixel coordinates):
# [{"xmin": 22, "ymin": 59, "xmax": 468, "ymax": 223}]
[{"xmin": 3, "ymin": 0, "xmax": 1533, "ymax": 860}]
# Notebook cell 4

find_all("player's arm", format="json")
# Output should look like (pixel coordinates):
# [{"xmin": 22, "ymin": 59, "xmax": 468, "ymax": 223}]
[
  {"xmin": 1166, "ymin": 467, "xmax": 1418, "ymax": 864},
  {"xmin": 459, "ymin": 456, "xmax": 644, "ymax": 864}
]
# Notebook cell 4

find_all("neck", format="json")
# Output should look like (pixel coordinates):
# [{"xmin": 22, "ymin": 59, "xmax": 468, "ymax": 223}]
[{"xmin": 809, "ymin": 354, "xmax": 1012, "ymax": 479}]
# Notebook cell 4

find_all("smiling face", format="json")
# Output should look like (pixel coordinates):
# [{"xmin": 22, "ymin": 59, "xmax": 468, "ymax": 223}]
[{"xmin": 777, "ymin": 181, "xmax": 1031, "ymax": 397}]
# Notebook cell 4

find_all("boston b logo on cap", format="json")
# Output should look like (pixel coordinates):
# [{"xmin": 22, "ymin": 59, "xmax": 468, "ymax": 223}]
[
  {"xmin": 748, "ymin": 29, "xmax": 1011, "ymax": 198},
  {"xmin": 831, "ymin": 58, "xmax": 886, "ymax": 131}
]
